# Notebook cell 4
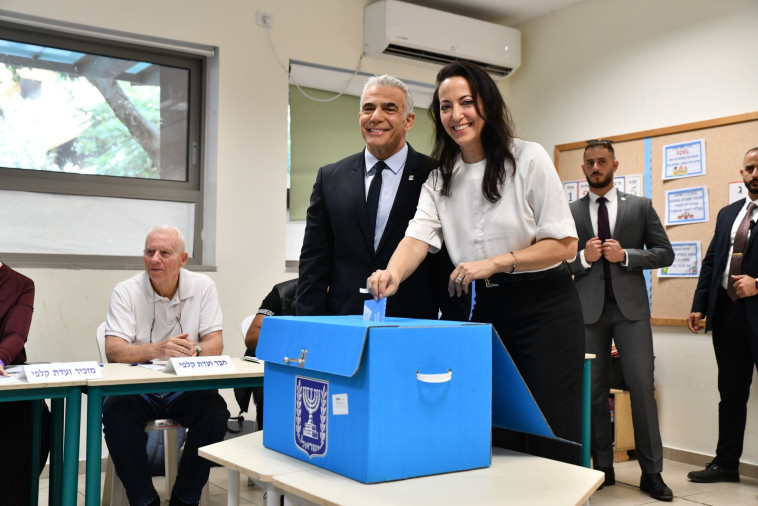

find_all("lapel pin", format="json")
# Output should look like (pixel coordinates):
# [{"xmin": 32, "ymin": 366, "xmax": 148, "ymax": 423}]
[
  {"xmin": 408, "ymin": 175, "xmax": 415, "ymax": 181},
  {"xmin": 621, "ymin": 197, "xmax": 626, "ymax": 201}
]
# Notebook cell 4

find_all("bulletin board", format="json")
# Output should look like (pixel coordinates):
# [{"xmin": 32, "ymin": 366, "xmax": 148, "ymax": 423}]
[{"xmin": 555, "ymin": 112, "xmax": 758, "ymax": 326}]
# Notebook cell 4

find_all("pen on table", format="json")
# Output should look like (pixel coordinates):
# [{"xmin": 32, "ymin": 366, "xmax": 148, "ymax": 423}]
[{"xmin": 130, "ymin": 361, "xmax": 153, "ymax": 366}]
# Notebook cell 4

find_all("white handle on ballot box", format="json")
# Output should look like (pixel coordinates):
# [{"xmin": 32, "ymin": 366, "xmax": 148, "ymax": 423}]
[{"xmin": 416, "ymin": 369, "xmax": 452, "ymax": 383}]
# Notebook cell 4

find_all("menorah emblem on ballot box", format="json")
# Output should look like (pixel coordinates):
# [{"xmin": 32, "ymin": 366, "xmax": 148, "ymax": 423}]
[{"xmin": 295, "ymin": 376, "xmax": 329, "ymax": 457}]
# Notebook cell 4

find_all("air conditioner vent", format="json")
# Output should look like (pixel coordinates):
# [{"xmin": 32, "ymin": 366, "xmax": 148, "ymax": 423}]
[{"xmin": 384, "ymin": 44, "xmax": 513, "ymax": 78}]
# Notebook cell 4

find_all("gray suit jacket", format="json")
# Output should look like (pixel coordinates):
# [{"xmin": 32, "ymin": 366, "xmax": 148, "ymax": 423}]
[{"xmin": 568, "ymin": 191, "xmax": 674, "ymax": 324}]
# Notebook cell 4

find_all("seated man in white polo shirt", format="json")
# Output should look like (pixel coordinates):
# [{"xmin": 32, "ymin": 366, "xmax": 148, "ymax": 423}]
[{"xmin": 103, "ymin": 225, "xmax": 228, "ymax": 506}]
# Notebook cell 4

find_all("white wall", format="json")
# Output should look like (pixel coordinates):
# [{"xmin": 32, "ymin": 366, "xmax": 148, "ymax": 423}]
[
  {"xmin": 508, "ymin": 0, "xmax": 758, "ymax": 465},
  {"xmin": 4, "ymin": 0, "xmax": 758, "ymax": 467}
]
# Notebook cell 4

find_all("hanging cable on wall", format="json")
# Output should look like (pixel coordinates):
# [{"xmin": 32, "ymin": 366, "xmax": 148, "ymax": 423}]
[{"xmin": 262, "ymin": 24, "xmax": 365, "ymax": 103}]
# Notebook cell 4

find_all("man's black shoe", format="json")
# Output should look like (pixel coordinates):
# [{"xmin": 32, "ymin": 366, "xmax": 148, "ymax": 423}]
[
  {"xmin": 595, "ymin": 466, "xmax": 615, "ymax": 489},
  {"xmin": 640, "ymin": 472, "xmax": 673, "ymax": 502},
  {"xmin": 169, "ymin": 494, "xmax": 199, "ymax": 506},
  {"xmin": 687, "ymin": 462, "xmax": 740, "ymax": 483}
]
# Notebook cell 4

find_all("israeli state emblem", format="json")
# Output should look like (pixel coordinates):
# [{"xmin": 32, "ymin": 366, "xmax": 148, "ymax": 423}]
[{"xmin": 295, "ymin": 376, "xmax": 328, "ymax": 458}]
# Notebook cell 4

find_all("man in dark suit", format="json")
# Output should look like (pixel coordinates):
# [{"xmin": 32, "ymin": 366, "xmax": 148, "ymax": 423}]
[
  {"xmin": 687, "ymin": 147, "xmax": 758, "ymax": 483},
  {"xmin": 297, "ymin": 75, "xmax": 438, "ymax": 318},
  {"xmin": 568, "ymin": 140, "xmax": 674, "ymax": 501}
]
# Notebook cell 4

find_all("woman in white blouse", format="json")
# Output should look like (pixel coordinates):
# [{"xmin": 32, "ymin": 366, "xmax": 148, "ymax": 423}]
[{"xmin": 368, "ymin": 61, "xmax": 585, "ymax": 464}]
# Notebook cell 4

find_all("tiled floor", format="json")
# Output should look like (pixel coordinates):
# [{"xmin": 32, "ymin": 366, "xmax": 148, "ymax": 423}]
[
  {"xmin": 590, "ymin": 459, "xmax": 758, "ymax": 505},
  {"xmin": 38, "ymin": 467, "xmax": 265, "ymax": 506},
  {"xmin": 37, "ymin": 458, "xmax": 758, "ymax": 505}
]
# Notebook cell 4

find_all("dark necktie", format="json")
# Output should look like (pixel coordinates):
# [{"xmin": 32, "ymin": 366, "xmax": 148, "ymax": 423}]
[
  {"xmin": 597, "ymin": 197, "xmax": 614, "ymax": 300},
  {"xmin": 727, "ymin": 201, "xmax": 757, "ymax": 301},
  {"xmin": 366, "ymin": 161, "xmax": 387, "ymax": 241}
]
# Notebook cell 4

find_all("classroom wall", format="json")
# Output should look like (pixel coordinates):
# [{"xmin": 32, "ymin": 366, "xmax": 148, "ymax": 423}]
[
  {"xmin": 508, "ymin": 0, "xmax": 758, "ymax": 466},
  {"xmin": 3, "ymin": 0, "xmax": 757, "ymax": 468}
]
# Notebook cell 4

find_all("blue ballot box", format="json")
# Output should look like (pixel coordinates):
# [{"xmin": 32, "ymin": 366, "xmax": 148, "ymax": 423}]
[{"xmin": 257, "ymin": 315, "xmax": 567, "ymax": 483}]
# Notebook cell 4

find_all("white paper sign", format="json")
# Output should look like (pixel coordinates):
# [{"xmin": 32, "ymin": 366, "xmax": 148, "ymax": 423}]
[
  {"xmin": 165, "ymin": 355, "xmax": 236, "ymax": 376},
  {"xmin": 659, "ymin": 241, "xmax": 702, "ymax": 278},
  {"xmin": 563, "ymin": 181, "xmax": 579, "ymax": 203},
  {"xmin": 662, "ymin": 139, "xmax": 706, "ymax": 180},
  {"xmin": 625, "ymin": 175, "xmax": 643, "ymax": 196},
  {"xmin": 332, "ymin": 393, "xmax": 349, "ymax": 415},
  {"xmin": 22, "ymin": 361, "xmax": 102, "ymax": 383},
  {"xmin": 729, "ymin": 181, "xmax": 747, "ymax": 204},
  {"xmin": 665, "ymin": 186, "xmax": 709, "ymax": 225},
  {"xmin": 578, "ymin": 181, "xmax": 590, "ymax": 199},
  {"xmin": 614, "ymin": 176, "xmax": 625, "ymax": 192}
]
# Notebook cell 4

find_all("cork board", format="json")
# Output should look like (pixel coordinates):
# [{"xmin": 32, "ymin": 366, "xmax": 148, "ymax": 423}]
[{"xmin": 555, "ymin": 112, "xmax": 758, "ymax": 326}]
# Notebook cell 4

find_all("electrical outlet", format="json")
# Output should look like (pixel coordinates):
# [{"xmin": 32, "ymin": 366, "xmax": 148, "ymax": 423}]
[{"xmin": 256, "ymin": 11, "xmax": 274, "ymax": 28}]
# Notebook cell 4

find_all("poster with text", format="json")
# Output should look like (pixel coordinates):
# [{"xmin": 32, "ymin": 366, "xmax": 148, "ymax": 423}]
[
  {"xmin": 662, "ymin": 139, "xmax": 706, "ymax": 180},
  {"xmin": 659, "ymin": 241, "xmax": 701, "ymax": 278},
  {"xmin": 578, "ymin": 181, "xmax": 589, "ymax": 199},
  {"xmin": 729, "ymin": 181, "xmax": 747, "ymax": 204},
  {"xmin": 625, "ymin": 175, "xmax": 643, "ymax": 196},
  {"xmin": 665, "ymin": 186, "xmax": 709, "ymax": 225},
  {"xmin": 614, "ymin": 176, "xmax": 625, "ymax": 193},
  {"xmin": 563, "ymin": 181, "xmax": 579, "ymax": 203}
]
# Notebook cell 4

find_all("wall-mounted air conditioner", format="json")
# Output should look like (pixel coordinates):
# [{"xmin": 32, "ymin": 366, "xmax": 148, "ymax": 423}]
[{"xmin": 363, "ymin": 0, "xmax": 521, "ymax": 79}]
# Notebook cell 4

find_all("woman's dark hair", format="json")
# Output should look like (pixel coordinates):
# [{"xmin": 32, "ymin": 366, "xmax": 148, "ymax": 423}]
[{"xmin": 429, "ymin": 61, "xmax": 516, "ymax": 202}]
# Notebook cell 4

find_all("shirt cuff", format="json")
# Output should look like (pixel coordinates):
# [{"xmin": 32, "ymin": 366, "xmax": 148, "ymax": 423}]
[
  {"xmin": 622, "ymin": 249, "xmax": 629, "ymax": 267},
  {"xmin": 580, "ymin": 250, "xmax": 592, "ymax": 269}
]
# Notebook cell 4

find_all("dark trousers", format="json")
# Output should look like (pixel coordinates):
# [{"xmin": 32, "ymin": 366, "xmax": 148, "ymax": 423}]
[
  {"xmin": 585, "ymin": 300, "xmax": 662, "ymax": 473},
  {"xmin": 472, "ymin": 265, "xmax": 585, "ymax": 465},
  {"xmin": 103, "ymin": 391, "xmax": 229, "ymax": 505},
  {"xmin": 711, "ymin": 287, "xmax": 758, "ymax": 469},
  {"xmin": 252, "ymin": 386, "xmax": 264, "ymax": 430},
  {"xmin": 0, "ymin": 400, "xmax": 51, "ymax": 506}
]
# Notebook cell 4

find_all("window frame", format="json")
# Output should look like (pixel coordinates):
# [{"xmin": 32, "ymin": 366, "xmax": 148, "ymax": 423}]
[{"xmin": 0, "ymin": 19, "xmax": 208, "ymax": 268}]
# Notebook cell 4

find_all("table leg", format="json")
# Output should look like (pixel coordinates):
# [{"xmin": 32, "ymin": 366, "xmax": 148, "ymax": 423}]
[
  {"xmin": 85, "ymin": 386, "xmax": 103, "ymax": 506},
  {"xmin": 62, "ymin": 388, "xmax": 82, "ymax": 506},
  {"xmin": 30, "ymin": 399, "xmax": 42, "ymax": 506},
  {"xmin": 269, "ymin": 484, "xmax": 285, "ymax": 506},
  {"xmin": 227, "ymin": 469, "xmax": 240, "ymax": 506},
  {"xmin": 581, "ymin": 358, "xmax": 592, "ymax": 468},
  {"xmin": 49, "ymin": 397, "xmax": 65, "ymax": 505}
]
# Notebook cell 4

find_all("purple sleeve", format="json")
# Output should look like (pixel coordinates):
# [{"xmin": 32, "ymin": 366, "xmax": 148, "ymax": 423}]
[{"xmin": 0, "ymin": 275, "xmax": 35, "ymax": 366}]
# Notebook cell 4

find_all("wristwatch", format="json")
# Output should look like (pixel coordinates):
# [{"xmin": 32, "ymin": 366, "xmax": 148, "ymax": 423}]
[{"xmin": 194, "ymin": 344, "xmax": 202, "ymax": 357}]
